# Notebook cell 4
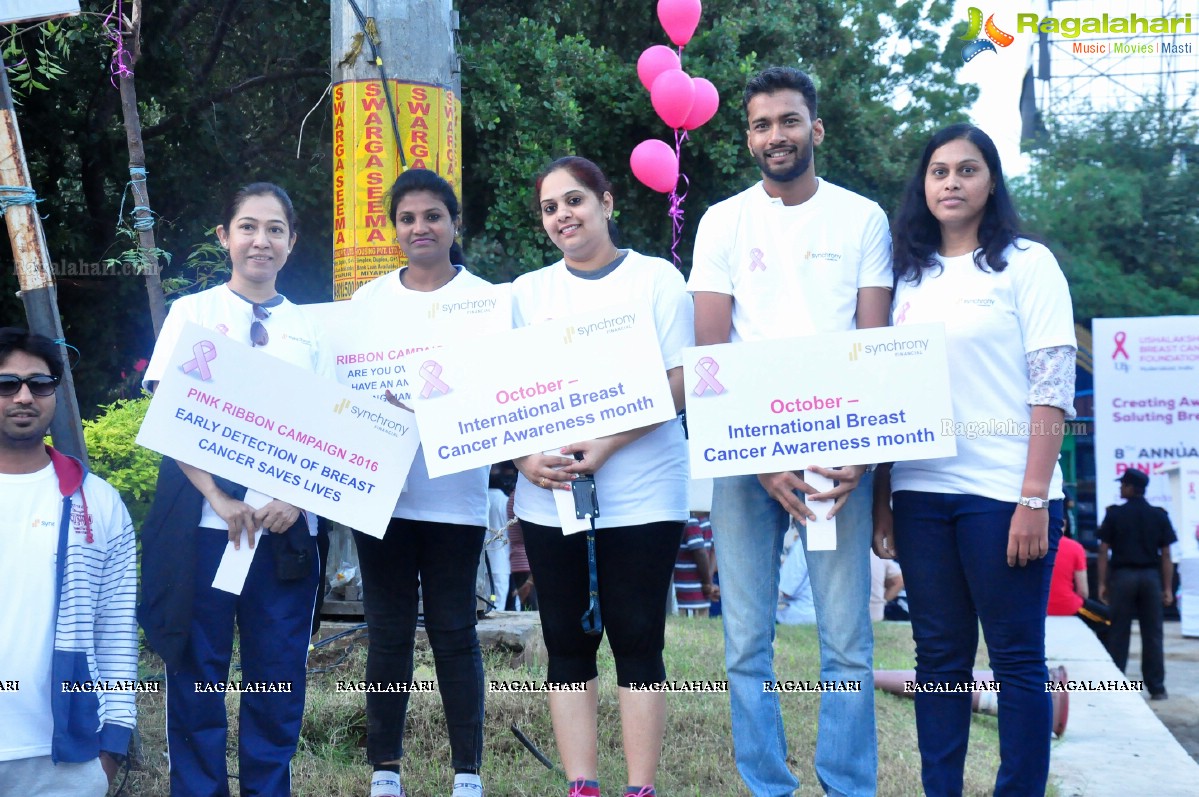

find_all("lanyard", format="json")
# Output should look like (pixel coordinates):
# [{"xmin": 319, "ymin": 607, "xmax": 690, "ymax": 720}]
[{"xmin": 580, "ymin": 511, "xmax": 602, "ymax": 636}]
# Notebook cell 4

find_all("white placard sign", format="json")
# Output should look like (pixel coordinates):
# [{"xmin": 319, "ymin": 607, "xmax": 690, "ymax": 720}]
[
  {"xmin": 411, "ymin": 302, "xmax": 677, "ymax": 477},
  {"xmin": 1, "ymin": 1, "xmax": 78, "ymax": 25},
  {"xmin": 136, "ymin": 322, "xmax": 419, "ymax": 538},
  {"xmin": 1092, "ymin": 316, "xmax": 1199, "ymax": 531},
  {"xmin": 305, "ymin": 285, "xmax": 513, "ymax": 402},
  {"xmin": 683, "ymin": 324, "xmax": 956, "ymax": 479}
]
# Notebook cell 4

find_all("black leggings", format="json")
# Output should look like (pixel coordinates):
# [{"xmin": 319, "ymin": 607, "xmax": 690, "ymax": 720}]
[{"xmin": 522, "ymin": 519, "xmax": 683, "ymax": 687}]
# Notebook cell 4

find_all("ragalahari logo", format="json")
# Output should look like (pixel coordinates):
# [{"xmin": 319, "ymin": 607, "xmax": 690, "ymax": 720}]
[
  {"xmin": 333, "ymin": 398, "xmax": 351, "ymax": 415},
  {"xmin": 960, "ymin": 8, "xmax": 1015, "ymax": 62}
]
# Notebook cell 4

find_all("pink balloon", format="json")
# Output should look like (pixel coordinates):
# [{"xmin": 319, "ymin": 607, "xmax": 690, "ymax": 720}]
[
  {"xmin": 651, "ymin": 69, "xmax": 695, "ymax": 130},
  {"xmin": 683, "ymin": 77, "xmax": 720, "ymax": 130},
  {"xmin": 630, "ymin": 139, "xmax": 679, "ymax": 194},
  {"xmin": 657, "ymin": 0, "xmax": 702, "ymax": 47},
  {"xmin": 637, "ymin": 45, "xmax": 682, "ymax": 93}
]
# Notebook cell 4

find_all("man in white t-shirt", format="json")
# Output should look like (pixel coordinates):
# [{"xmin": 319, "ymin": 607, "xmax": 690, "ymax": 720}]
[
  {"xmin": 688, "ymin": 67, "xmax": 892, "ymax": 796},
  {"xmin": 0, "ymin": 328, "xmax": 137, "ymax": 796}
]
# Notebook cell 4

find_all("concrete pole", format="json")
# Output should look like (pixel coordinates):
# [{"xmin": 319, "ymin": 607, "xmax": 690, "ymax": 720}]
[
  {"xmin": 0, "ymin": 51, "xmax": 88, "ymax": 464},
  {"xmin": 330, "ymin": 0, "xmax": 462, "ymax": 300}
]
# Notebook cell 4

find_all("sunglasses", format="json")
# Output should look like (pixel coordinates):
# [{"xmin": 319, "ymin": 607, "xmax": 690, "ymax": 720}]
[
  {"xmin": 0, "ymin": 374, "xmax": 61, "ymax": 397},
  {"xmin": 251, "ymin": 303, "xmax": 270, "ymax": 347}
]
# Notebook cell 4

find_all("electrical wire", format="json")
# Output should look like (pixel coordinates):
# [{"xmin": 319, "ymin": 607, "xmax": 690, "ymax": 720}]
[{"xmin": 343, "ymin": 0, "xmax": 407, "ymax": 167}]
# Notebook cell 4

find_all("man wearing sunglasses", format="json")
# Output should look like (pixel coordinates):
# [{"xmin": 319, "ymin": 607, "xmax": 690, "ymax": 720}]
[{"xmin": 0, "ymin": 328, "xmax": 137, "ymax": 795}]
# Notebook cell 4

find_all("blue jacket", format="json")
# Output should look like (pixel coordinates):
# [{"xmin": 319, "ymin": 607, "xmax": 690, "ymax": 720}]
[{"xmin": 46, "ymin": 446, "xmax": 138, "ymax": 762}]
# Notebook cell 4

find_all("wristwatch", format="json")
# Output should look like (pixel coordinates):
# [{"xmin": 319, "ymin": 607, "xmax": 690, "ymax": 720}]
[{"xmin": 1018, "ymin": 496, "xmax": 1047, "ymax": 509}]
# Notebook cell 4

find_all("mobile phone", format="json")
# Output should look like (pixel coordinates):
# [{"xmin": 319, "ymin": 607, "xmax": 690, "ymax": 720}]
[{"xmin": 572, "ymin": 475, "xmax": 599, "ymax": 520}]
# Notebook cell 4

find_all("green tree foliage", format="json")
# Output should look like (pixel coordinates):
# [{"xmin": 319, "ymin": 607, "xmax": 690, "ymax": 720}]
[
  {"xmin": 458, "ymin": 0, "xmax": 974, "ymax": 281},
  {"xmin": 81, "ymin": 396, "xmax": 160, "ymax": 527},
  {"xmin": 1014, "ymin": 99, "xmax": 1199, "ymax": 322},
  {"xmin": 2, "ymin": 1, "xmax": 332, "ymax": 415}
]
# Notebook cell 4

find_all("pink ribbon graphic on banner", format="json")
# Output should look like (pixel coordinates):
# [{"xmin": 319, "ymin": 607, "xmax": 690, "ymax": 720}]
[
  {"xmin": 749, "ymin": 248, "xmax": 766, "ymax": 272},
  {"xmin": 419, "ymin": 360, "xmax": 451, "ymax": 398},
  {"xmin": 1112, "ymin": 331, "xmax": 1129, "ymax": 360},
  {"xmin": 181, "ymin": 341, "xmax": 217, "ymax": 381},
  {"xmin": 693, "ymin": 356, "xmax": 726, "ymax": 397},
  {"xmin": 896, "ymin": 301, "xmax": 910, "ymax": 325}
]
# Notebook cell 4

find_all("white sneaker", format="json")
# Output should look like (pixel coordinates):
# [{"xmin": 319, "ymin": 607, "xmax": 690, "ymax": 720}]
[
  {"xmin": 370, "ymin": 770, "xmax": 406, "ymax": 797},
  {"xmin": 452, "ymin": 772, "xmax": 485, "ymax": 797}
]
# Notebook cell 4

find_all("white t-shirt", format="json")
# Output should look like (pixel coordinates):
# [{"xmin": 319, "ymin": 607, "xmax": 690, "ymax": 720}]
[
  {"xmin": 144, "ymin": 284, "xmax": 334, "ymax": 530},
  {"xmin": 511, "ymin": 250, "xmax": 693, "ymax": 528},
  {"xmin": 889, "ymin": 240, "xmax": 1076, "ymax": 501},
  {"xmin": 353, "ymin": 266, "xmax": 492, "ymax": 526},
  {"xmin": 0, "ymin": 465, "xmax": 60, "ymax": 760},
  {"xmin": 687, "ymin": 179, "xmax": 893, "ymax": 340},
  {"xmin": 869, "ymin": 552, "xmax": 902, "ymax": 622}
]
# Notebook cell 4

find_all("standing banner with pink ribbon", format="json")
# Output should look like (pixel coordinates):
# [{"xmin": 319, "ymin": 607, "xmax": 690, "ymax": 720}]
[
  {"xmin": 135, "ymin": 321, "xmax": 420, "ymax": 538},
  {"xmin": 408, "ymin": 301, "xmax": 677, "ymax": 478},
  {"xmin": 304, "ymin": 285, "xmax": 512, "ymax": 405},
  {"xmin": 1092, "ymin": 316, "xmax": 1199, "ymax": 544},
  {"xmin": 682, "ymin": 324, "xmax": 956, "ymax": 480}
]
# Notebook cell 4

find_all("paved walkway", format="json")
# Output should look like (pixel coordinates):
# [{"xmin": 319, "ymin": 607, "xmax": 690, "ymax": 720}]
[
  {"xmin": 1046, "ymin": 616, "xmax": 1199, "ymax": 796},
  {"xmin": 1127, "ymin": 619, "xmax": 1199, "ymax": 763}
]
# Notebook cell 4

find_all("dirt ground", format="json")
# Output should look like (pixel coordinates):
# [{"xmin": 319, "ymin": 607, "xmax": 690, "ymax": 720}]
[{"xmin": 1122, "ymin": 619, "xmax": 1199, "ymax": 761}]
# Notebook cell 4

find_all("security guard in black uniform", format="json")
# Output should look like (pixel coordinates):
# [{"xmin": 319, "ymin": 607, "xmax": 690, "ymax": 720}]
[{"xmin": 1097, "ymin": 468, "xmax": 1176, "ymax": 699}]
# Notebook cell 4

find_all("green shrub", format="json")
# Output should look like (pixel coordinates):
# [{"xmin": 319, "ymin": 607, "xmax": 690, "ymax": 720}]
[{"xmin": 83, "ymin": 395, "xmax": 160, "ymax": 528}]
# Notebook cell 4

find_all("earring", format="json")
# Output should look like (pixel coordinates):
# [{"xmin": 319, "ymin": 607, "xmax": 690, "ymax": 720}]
[{"xmin": 605, "ymin": 211, "xmax": 612, "ymax": 220}]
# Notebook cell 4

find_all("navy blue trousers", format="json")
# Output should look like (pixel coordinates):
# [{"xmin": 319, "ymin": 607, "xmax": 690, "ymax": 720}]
[{"xmin": 166, "ymin": 527, "xmax": 319, "ymax": 797}]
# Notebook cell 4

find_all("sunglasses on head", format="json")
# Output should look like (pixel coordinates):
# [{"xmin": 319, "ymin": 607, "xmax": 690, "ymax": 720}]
[
  {"xmin": 0, "ymin": 374, "xmax": 61, "ymax": 397},
  {"xmin": 251, "ymin": 303, "xmax": 270, "ymax": 347}
]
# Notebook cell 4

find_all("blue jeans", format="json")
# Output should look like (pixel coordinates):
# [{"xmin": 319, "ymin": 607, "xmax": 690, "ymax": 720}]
[
  {"xmin": 353, "ymin": 519, "xmax": 485, "ymax": 771},
  {"xmin": 713, "ymin": 473, "xmax": 876, "ymax": 797},
  {"xmin": 892, "ymin": 491, "xmax": 1062, "ymax": 797}
]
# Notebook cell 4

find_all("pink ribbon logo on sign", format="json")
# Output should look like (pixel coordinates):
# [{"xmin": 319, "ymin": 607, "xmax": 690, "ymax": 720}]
[
  {"xmin": 1112, "ymin": 331, "xmax": 1129, "ymax": 360},
  {"xmin": 419, "ymin": 360, "xmax": 451, "ymax": 398},
  {"xmin": 693, "ymin": 356, "xmax": 726, "ymax": 397},
  {"xmin": 181, "ymin": 341, "xmax": 217, "ymax": 381}
]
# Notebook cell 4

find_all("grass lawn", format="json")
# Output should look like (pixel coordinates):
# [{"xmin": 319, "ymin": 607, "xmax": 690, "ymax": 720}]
[{"xmin": 120, "ymin": 617, "xmax": 1009, "ymax": 796}]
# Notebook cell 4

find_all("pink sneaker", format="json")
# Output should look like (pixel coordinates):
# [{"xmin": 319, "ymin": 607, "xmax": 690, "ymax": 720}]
[{"xmin": 568, "ymin": 778, "xmax": 600, "ymax": 797}]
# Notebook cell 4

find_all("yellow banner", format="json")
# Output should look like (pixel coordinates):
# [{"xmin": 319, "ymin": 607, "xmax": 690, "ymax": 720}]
[{"xmin": 332, "ymin": 80, "xmax": 462, "ymax": 300}]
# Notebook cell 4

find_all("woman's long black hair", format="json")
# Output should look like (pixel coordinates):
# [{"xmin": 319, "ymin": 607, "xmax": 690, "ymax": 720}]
[
  {"xmin": 387, "ymin": 168, "xmax": 466, "ymax": 266},
  {"xmin": 892, "ymin": 123, "xmax": 1025, "ymax": 285}
]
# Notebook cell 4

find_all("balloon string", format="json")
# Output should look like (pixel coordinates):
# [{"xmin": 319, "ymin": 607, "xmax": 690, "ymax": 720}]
[{"xmin": 668, "ymin": 127, "xmax": 690, "ymax": 271}]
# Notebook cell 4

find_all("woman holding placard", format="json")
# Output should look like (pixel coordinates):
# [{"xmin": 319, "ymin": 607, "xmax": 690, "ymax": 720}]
[
  {"xmin": 877, "ymin": 124, "xmax": 1075, "ymax": 797},
  {"xmin": 511, "ymin": 156, "xmax": 692, "ymax": 797},
  {"xmin": 350, "ymin": 169, "xmax": 490, "ymax": 797},
  {"xmin": 141, "ymin": 182, "xmax": 331, "ymax": 797}
]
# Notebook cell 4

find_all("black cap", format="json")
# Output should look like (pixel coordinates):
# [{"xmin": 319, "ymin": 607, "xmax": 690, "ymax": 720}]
[{"xmin": 1117, "ymin": 469, "xmax": 1149, "ymax": 489}]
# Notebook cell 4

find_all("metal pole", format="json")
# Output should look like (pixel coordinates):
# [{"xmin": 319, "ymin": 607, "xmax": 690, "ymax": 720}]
[{"xmin": 0, "ymin": 51, "xmax": 89, "ymax": 465}]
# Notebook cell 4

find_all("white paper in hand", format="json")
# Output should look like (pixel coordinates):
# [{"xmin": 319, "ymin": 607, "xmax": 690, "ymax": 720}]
[
  {"xmin": 804, "ymin": 470, "xmax": 838, "ymax": 551},
  {"xmin": 545, "ymin": 449, "xmax": 591, "ymax": 534},
  {"xmin": 211, "ymin": 489, "xmax": 272, "ymax": 595}
]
